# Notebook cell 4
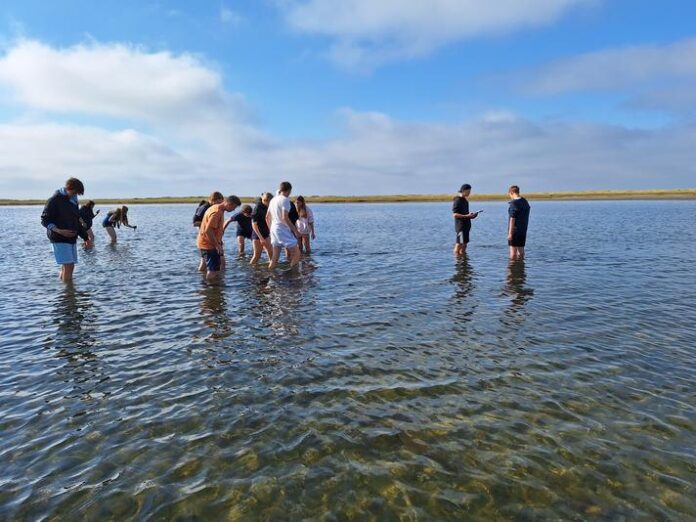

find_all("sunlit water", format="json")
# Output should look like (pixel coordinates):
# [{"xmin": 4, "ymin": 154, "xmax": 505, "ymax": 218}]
[{"xmin": 1, "ymin": 201, "xmax": 695, "ymax": 520}]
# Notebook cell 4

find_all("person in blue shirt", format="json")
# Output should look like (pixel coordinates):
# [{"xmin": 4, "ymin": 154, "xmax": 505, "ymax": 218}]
[
  {"xmin": 78, "ymin": 200, "xmax": 100, "ymax": 242},
  {"xmin": 224, "ymin": 204, "xmax": 253, "ymax": 255},
  {"xmin": 507, "ymin": 185, "xmax": 531, "ymax": 260},
  {"xmin": 41, "ymin": 178, "xmax": 92, "ymax": 282}
]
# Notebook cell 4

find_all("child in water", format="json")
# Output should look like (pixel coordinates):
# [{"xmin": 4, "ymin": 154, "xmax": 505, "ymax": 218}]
[
  {"xmin": 224, "ymin": 204, "xmax": 253, "ymax": 255},
  {"xmin": 102, "ymin": 206, "xmax": 137, "ymax": 243},
  {"xmin": 295, "ymin": 196, "xmax": 315, "ymax": 254},
  {"xmin": 250, "ymin": 193, "xmax": 273, "ymax": 265},
  {"xmin": 78, "ymin": 200, "xmax": 100, "ymax": 242}
]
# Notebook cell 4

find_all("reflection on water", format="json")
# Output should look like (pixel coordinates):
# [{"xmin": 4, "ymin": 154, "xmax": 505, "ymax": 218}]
[
  {"xmin": 501, "ymin": 259, "xmax": 534, "ymax": 327},
  {"xmin": 1, "ymin": 202, "xmax": 695, "ymax": 520}
]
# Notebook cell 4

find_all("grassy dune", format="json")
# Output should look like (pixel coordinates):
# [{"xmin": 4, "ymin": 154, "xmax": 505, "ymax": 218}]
[{"xmin": 1, "ymin": 189, "xmax": 694, "ymax": 206}]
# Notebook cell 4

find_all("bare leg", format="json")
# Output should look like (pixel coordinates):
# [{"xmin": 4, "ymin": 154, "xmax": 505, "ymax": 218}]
[
  {"xmin": 87, "ymin": 228, "xmax": 94, "ymax": 242},
  {"xmin": 269, "ymin": 245, "xmax": 281, "ymax": 269},
  {"xmin": 263, "ymin": 238, "xmax": 273, "ymax": 260},
  {"xmin": 206, "ymin": 270, "xmax": 220, "ymax": 282},
  {"xmin": 237, "ymin": 236, "xmax": 245, "ymax": 255},
  {"xmin": 106, "ymin": 226, "xmax": 117, "ymax": 243},
  {"xmin": 517, "ymin": 247, "xmax": 525, "ymax": 260},
  {"xmin": 250, "ymin": 239, "xmax": 262, "ymax": 264},
  {"xmin": 288, "ymin": 245, "xmax": 301, "ymax": 268},
  {"xmin": 198, "ymin": 256, "xmax": 206, "ymax": 272},
  {"xmin": 509, "ymin": 246, "xmax": 516, "ymax": 260},
  {"xmin": 302, "ymin": 235, "xmax": 311, "ymax": 254},
  {"xmin": 62, "ymin": 263, "xmax": 75, "ymax": 283},
  {"xmin": 220, "ymin": 255, "xmax": 226, "ymax": 271}
]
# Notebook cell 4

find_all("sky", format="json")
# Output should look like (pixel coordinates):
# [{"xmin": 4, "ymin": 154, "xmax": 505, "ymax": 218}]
[{"xmin": 0, "ymin": 0, "xmax": 695, "ymax": 198}]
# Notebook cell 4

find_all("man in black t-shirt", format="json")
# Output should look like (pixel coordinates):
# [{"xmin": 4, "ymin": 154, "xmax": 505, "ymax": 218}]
[
  {"xmin": 507, "ymin": 185, "xmax": 531, "ymax": 260},
  {"xmin": 452, "ymin": 184, "xmax": 480, "ymax": 256}
]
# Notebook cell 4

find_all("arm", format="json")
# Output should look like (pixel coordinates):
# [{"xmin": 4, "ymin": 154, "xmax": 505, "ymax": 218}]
[
  {"xmin": 251, "ymin": 220, "xmax": 262, "ymax": 238},
  {"xmin": 223, "ymin": 214, "xmax": 238, "ymax": 233},
  {"xmin": 41, "ymin": 198, "xmax": 76, "ymax": 238},
  {"xmin": 508, "ymin": 216, "xmax": 516, "ymax": 241},
  {"xmin": 266, "ymin": 210, "xmax": 272, "ymax": 230},
  {"xmin": 452, "ymin": 212, "xmax": 478, "ymax": 219},
  {"xmin": 308, "ymin": 209, "xmax": 316, "ymax": 238},
  {"xmin": 282, "ymin": 210, "xmax": 298, "ymax": 236}
]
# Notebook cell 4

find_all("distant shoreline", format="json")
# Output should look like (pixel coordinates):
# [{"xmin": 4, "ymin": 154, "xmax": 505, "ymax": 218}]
[{"xmin": 1, "ymin": 189, "xmax": 694, "ymax": 206}]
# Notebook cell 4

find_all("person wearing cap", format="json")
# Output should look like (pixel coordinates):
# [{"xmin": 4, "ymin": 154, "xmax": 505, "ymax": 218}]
[
  {"xmin": 452, "ymin": 183, "xmax": 480, "ymax": 256},
  {"xmin": 41, "ymin": 177, "xmax": 93, "ymax": 282}
]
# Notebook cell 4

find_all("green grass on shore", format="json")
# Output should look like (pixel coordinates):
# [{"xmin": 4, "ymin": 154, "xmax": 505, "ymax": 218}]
[{"xmin": 1, "ymin": 189, "xmax": 694, "ymax": 206}]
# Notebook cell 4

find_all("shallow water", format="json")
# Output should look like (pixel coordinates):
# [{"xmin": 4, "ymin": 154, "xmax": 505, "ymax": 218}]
[{"xmin": 1, "ymin": 201, "xmax": 695, "ymax": 520}]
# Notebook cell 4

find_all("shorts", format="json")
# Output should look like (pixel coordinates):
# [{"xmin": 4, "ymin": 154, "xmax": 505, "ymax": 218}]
[
  {"xmin": 52, "ymin": 242, "xmax": 78, "ymax": 265},
  {"xmin": 237, "ymin": 231, "xmax": 252, "ymax": 239},
  {"xmin": 251, "ymin": 230, "xmax": 269, "ymax": 241},
  {"xmin": 509, "ymin": 233, "xmax": 527, "ymax": 247},
  {"xmin": 455, "ymin": 229, "xmax": 470, "ymax": 244},
  {"xmin": 200, "ymin": 249, "xmax": 221, "ymax": 271},
  {"xmin": 270, "ymin": 225, "xmax": 297, "ymax": 248}
]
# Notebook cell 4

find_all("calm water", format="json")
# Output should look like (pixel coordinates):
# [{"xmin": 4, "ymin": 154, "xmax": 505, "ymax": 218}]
[{"xmin": 1, "ymin": 201, "xmax": 695, "ymax": 520}]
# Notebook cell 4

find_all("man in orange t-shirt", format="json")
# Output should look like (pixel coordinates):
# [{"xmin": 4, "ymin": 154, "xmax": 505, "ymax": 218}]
[{"xmin": 197, "ymin": 195, "xmax": 241, "ymax": 280}]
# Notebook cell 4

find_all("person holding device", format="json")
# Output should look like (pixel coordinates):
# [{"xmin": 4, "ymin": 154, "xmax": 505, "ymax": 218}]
[{"xmin": 452, "ymin": 184, "xmax": 481, "ymax": 256}]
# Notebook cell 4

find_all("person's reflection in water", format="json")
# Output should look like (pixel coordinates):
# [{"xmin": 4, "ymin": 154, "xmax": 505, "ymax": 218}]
[
  {"xmin": 450, "ymin": 255, "xmax": 477, "ymax": 327},
  {"xmin": 52, "ymin": 284, "xmax": 103, "ymax": 401},
  {"xmin": 501, "ymin": 258, "xmax": 534, "ymax": 328},
  {"xmin": 199, "ymin": 282, "xmax": 233, "ymax": 341}
]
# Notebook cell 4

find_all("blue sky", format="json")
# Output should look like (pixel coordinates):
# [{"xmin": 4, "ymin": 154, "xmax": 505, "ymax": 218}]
[{"xmin": 0, "ymin": 0, "xmax": 695, "ymax": 197}]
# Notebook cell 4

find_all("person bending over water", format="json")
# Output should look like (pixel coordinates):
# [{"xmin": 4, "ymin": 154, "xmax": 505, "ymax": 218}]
[
  {"xmin": 197, "ymin": 193, "xmax": 225, "ymax": 272},
  {"xmin": 295, "ymin": 196, "xmax": 316, "ymax": 254},
  {"xmin": 41, "ymin": 177, "xmax": 93, "ymax": 283},
  {"xmin": 78, "ymin": 200, "xmax": 99, "ymax": 242},
  {"xmin": 197, "ymin": 195, "xmax": 241, "ymax": 281},
  {"xmin": 250, "ymin": 193, "xmax": 273, "ymax": 265},
  {"xmin": 452, "ymin": 184, "xmax": 480, "ymax": 257},
  {"xmin": 102, "ymin": 206, "xmax": 137, "ymax": 243},
  {"xmin": 224, "ymin": 204, "xmax": 253, "ymax": 255},
  {"xmin": 267, "ymin": 182, "xmax": 301, "ymax": 270},
  {"xmin": 507, "ymin": 185, "xmax": 531, "ymax": 260}
]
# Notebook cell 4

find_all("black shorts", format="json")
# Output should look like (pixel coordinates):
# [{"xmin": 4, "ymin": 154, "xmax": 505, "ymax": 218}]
[
  {"xmin": 237, "ymin": 231, "xmax": 252, "ymax": 239},
  {"xmin": 508, "ymin": 233, "xmax": 526, "ymax": 247},
  {"xmin": 200, "ymin": 249, "xmax": 221, "ymax": 271},
  {"xmin": 456, "ymin": 229, "xmax": 470, "ymax": 244}
]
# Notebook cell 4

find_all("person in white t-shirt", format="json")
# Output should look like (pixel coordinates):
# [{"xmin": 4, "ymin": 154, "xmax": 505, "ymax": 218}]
[
  {"xmin": 294, "ymin": 195, "xmax": 316, "ymax": 254},
  {"xmin": 267, "ymin": 181, "xmax": 301, "ymax": 269}
]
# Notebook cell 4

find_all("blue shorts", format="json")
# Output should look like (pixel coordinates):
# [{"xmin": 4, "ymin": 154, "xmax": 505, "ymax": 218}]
[
  {"xmin": 200, "ymin": 249, "xmax": 221, "ymax": 272},
  {"xmin": 251, "ymin": 230, "xmax": 268, "ymax": 241},
  {"xmin": 52, "ymin": 243, "xmax": 78, "ymax": 265}
]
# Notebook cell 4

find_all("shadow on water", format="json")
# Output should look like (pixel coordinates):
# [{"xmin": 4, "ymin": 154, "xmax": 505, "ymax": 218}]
[{"xmin": 500, "ymin": 258, "xmax": 534, "ymax": 328}]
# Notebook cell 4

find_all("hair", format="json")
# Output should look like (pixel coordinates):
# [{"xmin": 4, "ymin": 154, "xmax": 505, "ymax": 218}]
[
  {"xmin": 226, "ymin": 195, "xmax": 242, "ymax": 206},
  {"xmin": 199, "ymin": 200, "xmax": 207, "ymax": 205},
  {"xmin": 65, "ymin": 177, "xmax": 85, "ymax": 195},
  {"xmin": 241, "ymin": 204, "xmax": 252, "ymax": 214},
  {"xmin": 460, "ymin": 184, "xmax": 471, "ymax": 193},
  {"xmin": 209, "ymin": 191, "xmax": 224, "ymax": 204},
  {"xmin": 509, "ymin": 185, "xmax": 520, "ymax": 195},
  {"xmin": 82, "ymin": 200, "xmax": 95, "ymax": 208},
  {"xmin": 262, "ymin": 192, "xmax": 273, "ymax": 202},
  {"xmin": 279, "ymin": 181, "xmax": 292, "ymax": 194},
  {"xmin": 295, "ymin": 195, "xmax": 307, "ymax": 218}
]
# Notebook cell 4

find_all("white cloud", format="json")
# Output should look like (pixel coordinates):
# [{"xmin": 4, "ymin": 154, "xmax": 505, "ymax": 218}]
[
  {"xmin": 279, "ymin": 0, "xmax": 594, "ymax": 70},
  {"xmin": 0, "ymin": 38, "xmax": 693, "ymax": 199},
  {"xmin": 220, "ymin": 6, "xmax": 242, "ymax": 25},
  {"xmin": 522, "ymin": 37, "xmax": 696, "ymax": 113}
]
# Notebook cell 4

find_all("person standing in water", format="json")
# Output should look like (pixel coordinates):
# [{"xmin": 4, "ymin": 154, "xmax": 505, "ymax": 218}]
[
  {"xmin": 507, "ymin": 185, "xmax": 531, "ymax": 260},
  {"xmin": 102, "ymin": 206, "xmax": 137, "ymax": 243},
  {"xmin": 78, "ymin": 200, "xmax": 100, "ymax": 242},
  {"xmin": 224, "ymin": 204, "xmax": 253, "ymax": 255},
  {"xmin": 193, "ymin": 192, "xmax": 223, "ymax": 228},
  {"xmin": 250, "ymin": 192, "xmax": 273, "ymax": 265},
  {"xmin": 41, "ymin": 177, "xmax": 92, "ymax": 283},
  {"xmin": 295, "ymin": 196, "xmax": 316, "ymax": 254},
  {"xmin": 267, "ymin": 182, "xmax": 301, "ymax": 270},
  {"xmin": 197, "ymin": 195, "xmax": 241, "ymax": 281},
  {"xmin": 452, "ymin": 184, "xmax": 480, "ymax": 256}
]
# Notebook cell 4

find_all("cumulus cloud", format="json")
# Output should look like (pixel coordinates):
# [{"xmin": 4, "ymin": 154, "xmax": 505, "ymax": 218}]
[
  {"xmin": 279, "ymin": 0, "xmax": 594, "ymax": 70},
  {"xmin": 0, "ymin": 38, "xmax": 693, "ymax": 199},
  {"xmin": 523, "ymin": 37, "xmax": 696, "ymax": 112}
]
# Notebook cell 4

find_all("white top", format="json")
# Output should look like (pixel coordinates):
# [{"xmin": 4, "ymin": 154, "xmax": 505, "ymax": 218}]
[
  {"xmin": 268, "ymin": 194, "xmax": 291, "ymax": 229},
  {"xmin": 296, "ymin": 207, "xmax": 314, "ymax": 235}
]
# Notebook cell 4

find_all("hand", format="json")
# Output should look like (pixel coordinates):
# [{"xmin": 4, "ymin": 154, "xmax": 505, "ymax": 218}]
[
  {"xmin": 95, "ymin": 209, "xmax": 101, "ymax": 215},
  {"xmin": 471, "ymin": 212, "xmax": 478, "ymax": 220},
  {"xmin": 84, "ymin": 239, "xmax": 94, "ymax": 249},
  {"xmin": 311, "ymin": 233, "xmax": 316, "ymax": 240},
  {"xmin": 507, "ymin": 233, "xmax": 513, "ymax": 241},
  {"xmin": 133, "ymin": 225, "xmax": 137, "ymax": 230}
]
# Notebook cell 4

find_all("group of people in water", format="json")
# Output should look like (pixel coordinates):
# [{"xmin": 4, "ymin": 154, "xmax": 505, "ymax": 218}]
[
  {"xmin": 40, "ymin": 177, "xmax": 529, "ymax": 283},
  {"xmin": 452, "ymin": 183, "xmax": 531, "ymax": 261},
  {"xmin": 192, "ymin": 181, "xmax": 316, "ymax": 280}
]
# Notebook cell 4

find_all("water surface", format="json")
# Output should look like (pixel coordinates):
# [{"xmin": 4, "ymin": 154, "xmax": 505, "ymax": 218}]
[{"xmin": 1, "ymin": 201, "xmax": 694, "ymax": 520}]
